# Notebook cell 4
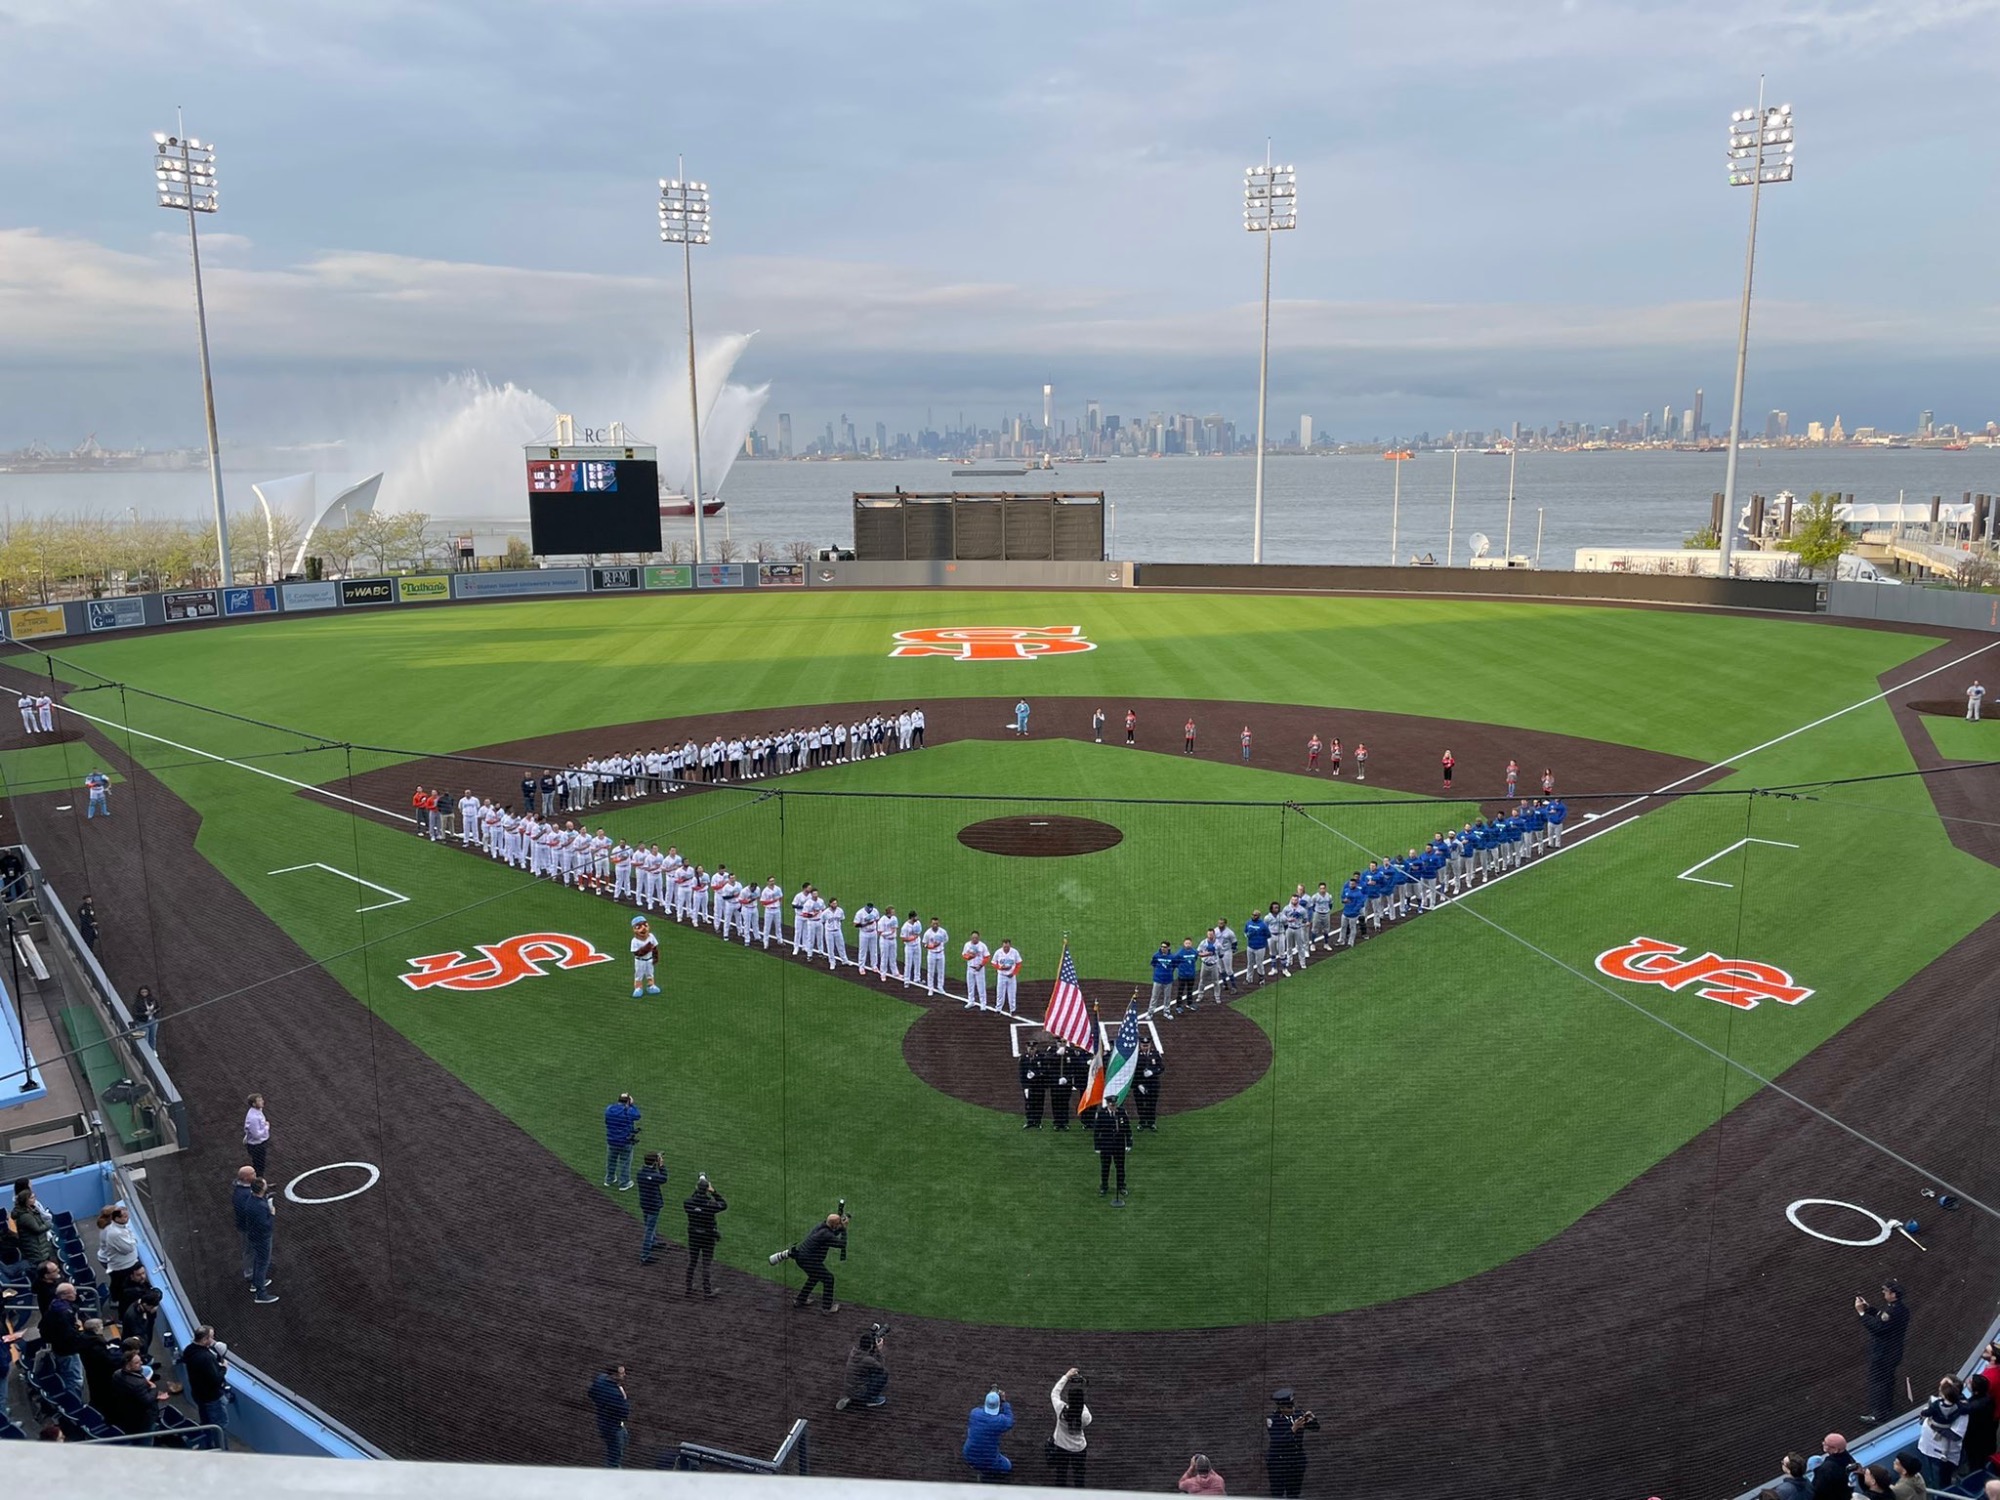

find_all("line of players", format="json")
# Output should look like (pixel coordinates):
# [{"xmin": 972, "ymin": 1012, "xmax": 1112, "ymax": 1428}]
[
  {"xmin": 1143, "ymin": 798, "xmax": 1571, "ymax": 1016},
  {"xmin": 15, "ymin": 694, "xmax": 55, "ymax": 734},
  {"xmin": 450, "ymin": 794, "xmax": 1030, "ymax": 1009}
]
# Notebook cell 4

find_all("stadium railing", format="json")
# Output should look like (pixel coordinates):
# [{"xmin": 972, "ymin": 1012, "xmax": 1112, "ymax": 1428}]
[{"xmin": 672, "ymin": 1416, "xmax": 810, "ymax": 1474}]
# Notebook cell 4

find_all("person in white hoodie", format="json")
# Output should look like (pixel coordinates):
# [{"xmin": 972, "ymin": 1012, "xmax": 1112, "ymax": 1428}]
[
  {"xmin": 1046, "ymin": 1367, "xmax": 1091, "ymax": 1488},
  {"xmin": 95, "ymin": 1203, "xmax": 142, "ymax": 1310}
]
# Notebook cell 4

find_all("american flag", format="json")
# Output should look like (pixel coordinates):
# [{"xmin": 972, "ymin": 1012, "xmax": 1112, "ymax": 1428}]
[{"xmin": 1042, "ymin": 941, "xmax": 1093, "ymax": 1051}]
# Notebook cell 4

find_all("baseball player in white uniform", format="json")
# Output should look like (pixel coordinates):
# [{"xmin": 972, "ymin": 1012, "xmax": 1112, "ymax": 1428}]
[
  {"xmin": 923, "ymin": 919, "xmax": 950, "ymax": 994},
  {"xmin": 854, "ymin": 903, "xmax": 880, "ymax": 973},
  {"xmin": 900, "ymin": 913, "xmax": 923, "ymax": 986},
  {"xmin": 732, "ymin": 880, "xmax": 757, "ymax": 946},
  {"xmin": 35, "ymin": 695, "xmax": 53, "ymax": 733},
  {"xmin": 875, "ymin": 908, "xmax": 898, "ymax": 979},
  {"xmin": 16, "ymin": 695, "xmax": 34, "ymax": 734},
  {"xmin": 759, "ymin": 880, "xmax": 785, "ymax": 948},
  {"xmin": 961, "ymin": 933, "xmax": 990, "ymax": 1008},
  {"xmin": 791, "ymin": 886, "xmax": 813, "ymax": 954},
  {"xmin": 991, "ymin": 941, "xmax": 1021, "ymax": 1014},
  {"xmin": 823, "ymin": 900, "xmax": 848, "ymax": 969},
  {"xmin": 630, "ymin": 916, "xmax": 661, "ymax": 998},
  {"xmin": 718, "ymin": 873, "xmax": 742, "ymax": 937}
]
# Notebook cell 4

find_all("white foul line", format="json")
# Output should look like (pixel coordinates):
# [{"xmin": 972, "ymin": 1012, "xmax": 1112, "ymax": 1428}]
[
  {"xmin": 53, "ymin": 701, "xmax": 399, "ymax": 819},
  {"xmin": 269, "ymin": 862, "xmax": 411, "ymax": 913},
  {"xmin": 1448, "ymin": 634, "xmax": 2000, "ymax": 901},
  {"xmin": 1676, "ymin": 837, "xmax": 1800, "ymax": 889}
]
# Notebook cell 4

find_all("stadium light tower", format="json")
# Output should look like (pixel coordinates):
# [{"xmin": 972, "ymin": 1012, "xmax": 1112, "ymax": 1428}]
[
  {"xmin": 1718, "ymin": 83, "xmax": 1794, "ymax": 576},
  {"xmin": 1244, "ymin": 147, "xmax": 1297, "ymax": 564},
  {"xmin": 154, "ymin": 119, "xmax": 232, "ymax": 586},
  {"xmin": 659, "ymin": 160, "xmax": 713, "ymax": 563}
]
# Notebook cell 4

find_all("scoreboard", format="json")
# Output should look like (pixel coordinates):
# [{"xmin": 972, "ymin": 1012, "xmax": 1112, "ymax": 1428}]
[{"xmin": 525, "ymin": 453, "xmax": 663, "ymax": 555}]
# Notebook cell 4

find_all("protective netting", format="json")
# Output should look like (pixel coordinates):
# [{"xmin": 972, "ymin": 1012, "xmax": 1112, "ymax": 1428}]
[{"xmin": 3, "ymin": 653, "xmax": 1999, "ymax": 1498}]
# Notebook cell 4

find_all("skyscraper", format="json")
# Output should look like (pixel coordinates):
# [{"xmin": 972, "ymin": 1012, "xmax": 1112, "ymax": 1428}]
[
  {"xmin": 1690, "ymin": 388, "xmax": 1705, "ymax": 440},
  {"xmin": 1043, "ymin": 385, "xmax": 1053, "ymax": 436},
  {"xmin": 777, "ymin": 413, "xmax": 793, "ymax": 458},
  {"xmin": 875, "ymin": 421, "xmax": 887, "ymax": 456},
  {"xmin": 1299, "ymin": 415, "xmax": 1314, "ymax": 450},
  {"xmin": 1920, "ymin": 409, "xmax": 1936, "ymax": 438}
]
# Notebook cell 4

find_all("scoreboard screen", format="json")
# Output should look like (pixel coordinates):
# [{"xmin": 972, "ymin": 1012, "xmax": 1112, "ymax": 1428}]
[{"xmin": 526, "ymin": 457, "xmax": 663, "ymax": 555}]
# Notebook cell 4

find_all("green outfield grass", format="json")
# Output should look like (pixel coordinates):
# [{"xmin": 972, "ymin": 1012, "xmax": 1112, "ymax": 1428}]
[
  {"xmin": 0, "ymin": 743, "xmax": 123, "ymax": 796},
  {"xmin": 15, "ymin": 590, "xmax": 1994, "ymax": 1328},
  {"xmin": 1921, "ymin": 710, "xmax": 1999, "ymax": 762}
]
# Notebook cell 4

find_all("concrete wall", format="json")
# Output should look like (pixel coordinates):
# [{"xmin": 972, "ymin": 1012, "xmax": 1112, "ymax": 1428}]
[
  {"xmin": 1131, "ymin": 563, "xmax": 1823, "ymax": 612},
  {"xmin": 1827, "ymin": 580, "xmax": 2000, "ymax": 633},
  {"xmin": 807, "ymin": 560, "xmax": 1132, "ymax": 589}
]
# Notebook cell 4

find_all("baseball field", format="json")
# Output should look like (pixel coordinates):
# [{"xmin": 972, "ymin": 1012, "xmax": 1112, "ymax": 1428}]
[{"xmin": 5, "ymin": 587, "xmax": 1998, "ymax": 1496}]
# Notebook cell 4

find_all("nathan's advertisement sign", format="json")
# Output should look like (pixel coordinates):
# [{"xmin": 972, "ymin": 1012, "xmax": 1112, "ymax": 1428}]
[
  {"xmin": 591, "ymin": 566, "xmax": 642, "ymax": 592},
  {"xmin": 396, "ymin": 575, "xmax": 451, "ymax": 603},
  {"xmin": 889, "ymin": 625, "xmax": 1097, "ymax": 662},
  {"xmin": 644, "ymin": 565, "xmax": 692, "ymax": 590},
  {"xmin": 7, "ymin": 605, "xmax": 67, "ymax": 641},
  {"xmin": 758, "ymin": 562, "xmax": 806, "ymax": 588},
  {"xmin": 87, "ymin": 598, "xmax": 147, "ymax": 632},
  {"xmin": 340, "ymin": 577, "xmax": 396, "ymax": 606},
  {"xmin": 163, "ymin": 588, "xmax": 219, "ymax": 622},
  {"xmin": 282, "ymin": 580, "xmax": 340, "ymax": 611},
  {"xmin": 399, "ymin": 932, "xmax": 614, "ymax": 992},
  {"xmin": 222, "ymin": 586, "xmax": 279, "ymax": 617},
  {"xmin": 1594, "ymin": 937, "xmax": 1812, "ymax": 1012}
]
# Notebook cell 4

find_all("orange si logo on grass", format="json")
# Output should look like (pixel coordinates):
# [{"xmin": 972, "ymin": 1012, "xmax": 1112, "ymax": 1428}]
[
  {"xmin": 399, "ymin": 932, "xmax": 614, "ymax": 992},
  {"xmin": 1594, "ymin": 937, "xmax": 1812, "ymax": 1011},
  {"xmin": 889, "ymin": 626, "xmax": 1096, "ymax": 662}
]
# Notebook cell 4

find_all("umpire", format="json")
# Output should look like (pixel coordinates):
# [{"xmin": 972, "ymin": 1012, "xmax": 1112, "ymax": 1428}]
[
  {"xmin": 1021, "ymin": 1041, "xmax": 1051, "ymax": 1129},
  {"xmin": 1134, "ymin": 1040, "xmax": 1164, "ymax": 1131},
  {"xmin": 772, "ymin": 1211, "xmax": 849, "ymax": 1313}
]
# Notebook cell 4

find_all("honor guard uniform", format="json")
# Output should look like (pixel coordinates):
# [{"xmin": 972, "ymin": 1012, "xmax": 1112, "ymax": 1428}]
[
  {"xmin": 922, "ymin": 920, "xmax": 950, "ymax": 994},
  {"xmin": 961, "ymin": 933, "xmax": 991, "ymax": 1007},
  {"xmin": 1020, "ymin": 1042, "xmax": 1047, "ymax": 1128},
  {"xmin": 991, "ymin": 942, "xmax": 1022, "ymax": 1014},
  {"xmin": 1049, "ymin": 1047, "xmax": 1077, "ymax": 1128},
  {"xmin": 1134, "ymin": 1041, "xmax": 1164, "ymax": 1131},
  {"xmin": 900, "ymin": 914, "xmax": 924, "ymax": 985},
  {"xmin": 855, "ymin": 903, "xmax": 881, "ymax": 972}
]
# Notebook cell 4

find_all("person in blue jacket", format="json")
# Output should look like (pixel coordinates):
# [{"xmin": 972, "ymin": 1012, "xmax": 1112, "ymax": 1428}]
[
  {"xmin": 1148, "ymin": 942, "xmax": 1176, "ymax": 1015},
  {"xmin": 589, "ymin": 1364, "xmax": 631, "ymax": 1468},
  {"xmin": 603, "ymin": 1092, "xmax": 642, "ymax": 1191},
  {"xmin": 964, "ymin": 1388, "xmax": 1015, "ymax": 1478},
  {"xmin": 1546, "ymin": 797, "xmax": 1567, "ymax": 848},
  {"xmin": 1173, "ymin": 938, "xmax": 1200, "ymax": 1013},
  {"xmin": 1244, "ymin": 910, "xmax": 1272, "ymax": 978},
  {"xmin": 1339, "ymin": 876, "xmax": 1365, "ymax": 947}
]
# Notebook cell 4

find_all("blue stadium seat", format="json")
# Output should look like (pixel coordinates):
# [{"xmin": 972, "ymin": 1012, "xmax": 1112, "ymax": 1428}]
[{"xmin": 0, "ymin": 1415, "xmax": 26, "ymax": 1440}]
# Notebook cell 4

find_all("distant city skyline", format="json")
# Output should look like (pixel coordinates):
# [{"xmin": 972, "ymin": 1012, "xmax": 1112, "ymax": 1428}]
[{"xmin": 5, "ymin": 2, "xmax": 2000, "ymax": 453}]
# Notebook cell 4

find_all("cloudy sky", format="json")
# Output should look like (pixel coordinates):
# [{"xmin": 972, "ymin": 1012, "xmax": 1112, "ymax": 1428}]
[{"xmin": 4, "ymin": 0, "xmax": 1998, "ymax": 448}]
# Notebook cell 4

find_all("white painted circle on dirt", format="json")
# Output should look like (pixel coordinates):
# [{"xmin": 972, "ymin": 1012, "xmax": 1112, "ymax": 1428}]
[
  {"xmin": 285, "ymin": 1161, "xmax": 381, "ymax": 1205},
  {"xmin": 1786, "ymin": 1197, "xmax": 1893, "ymax": 1247}
]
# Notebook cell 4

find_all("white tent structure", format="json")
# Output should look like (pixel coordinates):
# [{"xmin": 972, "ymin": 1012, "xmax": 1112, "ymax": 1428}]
[{"xmin": 249, "ymin": 472, "xmax": 383, "ymax": 576}]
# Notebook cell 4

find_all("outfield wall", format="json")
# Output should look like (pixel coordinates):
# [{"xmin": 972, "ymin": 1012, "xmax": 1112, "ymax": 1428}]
[
  {"xmin": 1132, "ymin": 562, "xmax": 1824, "ymax": 612},
  {"xmin": 1827, "ymin": 579, "xmax": 2000, "ymax": 632}
]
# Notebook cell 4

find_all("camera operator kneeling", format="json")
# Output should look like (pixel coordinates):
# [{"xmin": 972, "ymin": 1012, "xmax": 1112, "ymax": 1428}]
[{"xmin": 837, "ymin": 1325, "xmax": 890, "ymax": 1411}]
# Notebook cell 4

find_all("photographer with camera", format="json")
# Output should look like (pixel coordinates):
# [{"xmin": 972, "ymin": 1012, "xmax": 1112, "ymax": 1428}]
[
  {"xmin": 1265, "ymin": 1388, "xmax": 1319, "ymax": 1498},
  {"xmin": 682, "ymin": 1173, "xmax": 728, "ymax": 1297},
  {"xmin": 771, "ymin": 1209, "xmax": 849, "ymax": 1313},
  {"xmin": 602, "ymin": 1093, "xmax": 641, "ymax": 1192},
  {"xmin": 836, "ymin": 1323, "xmax": 890, "ymax": 1411}
]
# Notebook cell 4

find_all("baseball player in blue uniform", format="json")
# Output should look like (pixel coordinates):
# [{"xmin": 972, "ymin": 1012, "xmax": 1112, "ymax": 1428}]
[
  {"xmin": 1243, "ymin": 911, "xmax": 1272, "ymax": 978},
  {"xmin": 1148, "ymin": 942, "xmax": 1176, "ymax": 1015},
  {"xmin": 1339, "ymin": 876, "xmax": 1365, "ymax": 946},
  {"xmin": 1014, "ymin": 700, "xmax": 1030, "ymax": 736}
]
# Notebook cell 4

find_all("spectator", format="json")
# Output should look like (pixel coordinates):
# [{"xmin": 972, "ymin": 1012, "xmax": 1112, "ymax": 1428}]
[
  {"xmin": 120, "ymin": 1286, "xmax": 162, "ymax": 1359},
  {"xmin": 1889, "ymin": 1452, "xmax": 1925, "ymax": 1500},
  {"xmin": 1918, "ymin": 1376, "xmax": 1969, "ymax": 1488},
  {"xmin": 29, "ymin": 1259, "xmax": 62, "ymax": 1320},
  {"xmin": 41, "ymin": 1280, "xmax": 86, "ymax": 1401},
  {"xmin": 1046, "ymin": 1367, "xmax": 1090, "ymax": 1487},
  {"xmin": 37, "ymin": 1421, "xmax": 64, "ymax": 1442},
  {"xmin": 95, "ymin": 1203, "xmax": 141, "ymax": 1308},
  {"xmin": 682, "ymin": 1174, "xmax": 728, "ymax": 1299},
  {"xmin": 11, "ymin": 1181, "xmax": 56, "ymax": 1268},
  {"xmin": 0, "ymin": 847, "xmax": 26, "ymax": 903},
  {"xmin": 0, "ymin": 1199, "xmax": 24, "ymax": 1283},
  {"xmin": 243, "ymin": 1094, "xmax": 271, "ymax": 1175},
  {"xmin": 963, "ymin": 1388, "xmax": 1014, "ymax": 1481},
  {"xmin": 1967, "ymin": 1373, "xmax": 1999, "ymax": 1477},
  {"xmin": 771, "ymin": 1212, "xmax": 847, "ymax": 1314},
  {"xmin": 588, "ymin": 1363, "xmax": 630, "ymax": 1468},
  {"xmin": 76, "ymin": 897, "xmax": 98, "ymax": 952},
  {"xmin": 1812, "ymin": 1434, "xmax": 1857, "ymax": 1500},
  {"xmin": 1859, "ymin": 1281, "xmax": 1910, "ymax": 1424},
  {"xmin": 836, "ymin": 1327, "xmax": 888, "ymax": 1411},
  {"xmin": 244, "ymin": 1177, "xmax": 278, "ymax": 1304},
  {"xmin": 183, "ymin": 1325, "xmax": 230, "ymax": 1440},
  {"xmin": 1772, "ymin": 1451, "xmax": 1812, "ymax": 1500},
  {"xmin": 132, "ymin": 986, "xmax": 161, "ymax": 1054},
  {"xmin": 106, "ymin": 1347, "xmax": 169, "ymax": 1440},
  {"xmin": 231, "ymin": 1166, "xmax": 258, "ymax": 1285},
  {"xmin": 603, "ymin": 1093, "xmax": 641, "ymax": 1191},
  {"xmin": 1178, "ymin": 1455, "xmax": 1226, "ymax": 1495},
  {"xmin": 1265, "ymin": 1389, "xmax": 1318, "ymax": 1500},
  {"xmin": 78, "ymin": 1317, "xmax": 120, "ymax": 1409},
  {"xmin": 635, "ymin": 1152, "xmax": 669, "ymax": 1264},
  {"xmin": 1860, "ymin": 1467, "xmax": 1898, "ymax": 1496}
]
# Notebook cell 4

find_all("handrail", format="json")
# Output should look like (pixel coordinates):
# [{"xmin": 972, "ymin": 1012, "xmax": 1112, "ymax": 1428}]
[
  {"xmin": 82, "ymin": 1422, "xmax": 227, "ymax": 1447},
  {"xmin": 675, "ymin": 1417, "xmax": 810, "ymax": 1475}
]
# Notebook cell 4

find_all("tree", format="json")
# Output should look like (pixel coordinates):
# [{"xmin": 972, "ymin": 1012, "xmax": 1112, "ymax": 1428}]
[
  {"xmin": 1778, "ymin": 490, "xmax": 1851, "ymax": 578},
  {"xmin": 1957, "ymin": 550, "xmax": 1999, "ymax": 591},
  {"xmin": 784, "ymin": 539, "xmax": 813, "ymax": 564},
  {"xmin": 714, "ymin": 535, "xmax": 738, "ymax": 562},
  {"xmin": 501, "ymin": 536, "xmax": 533, "ymax": 570},
  {"xmin": 312, "ymin": 520, "xmax": 365, "ymax": 579},
  {"xmin": 1683, "ymin": 524, "xmax": 1720, "ymax": 550},
  {"xmin": 751, "ymin": 537, "xmax": 774, "ymax": 562}
]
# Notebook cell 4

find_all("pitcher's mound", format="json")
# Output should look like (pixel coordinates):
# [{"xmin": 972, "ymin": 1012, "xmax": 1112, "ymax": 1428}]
[
  {"xmin": 958, "ymin": 815, "xmax": 1123, "ymax": 858},
  {"xmin": 1909, "ymin": 699, "xmax": 1987, "ymax": 719}
]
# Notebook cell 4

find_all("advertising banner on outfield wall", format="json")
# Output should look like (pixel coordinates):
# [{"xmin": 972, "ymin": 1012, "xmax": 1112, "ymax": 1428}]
[
  {"xmin": 222, "ymin": 586, "xmax": 279, "ymax": 617},
  {"xmin": 757, "ymin": 563, "xmax": 806, "ymax": 588},
  {"xmin": 396, "ymin": 576, "xmax": 451, "ymax": 603},
  {"xmin": 6, "ymin": 606, "xmax": 67, "ymax": 641},
  {"xmin": 451, "ymin": 568, "xmax": 589, "ymax": 599},
  {"xmin": 163, "ymin": 589, "xmax": 219, "ymax": 622},
  {"xmin": 591, "ymin": 566, "xmax": 642, "ymax": 592},
  {"xmin": 694, "ymin": 563, "xmax": 743, "ymax": 589},
  {"xmin": 281, "ymin": 581, "xmax": 340, "ymax": 611},
  {"xmin": 340, "ymin": 578, "xmax": 396, "ymax": 606},
  {"xmin": 644, "ymin": 565, "xmax": 691, "ymax": 590},
  {"xmin": 87, "ymin": 598, "xmax": 147, "ymax": 632}
]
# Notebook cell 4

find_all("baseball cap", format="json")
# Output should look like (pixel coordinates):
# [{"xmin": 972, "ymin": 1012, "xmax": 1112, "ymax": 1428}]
[{"xmin": 631, "ymin": 915, "xmax": 647, "ymax": 927}]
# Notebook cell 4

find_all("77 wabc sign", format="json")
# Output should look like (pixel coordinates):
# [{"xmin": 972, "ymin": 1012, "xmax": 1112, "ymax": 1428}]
[{"xmin": 889, "ymin": 626, "xmax": 1097, "ymax": 662}]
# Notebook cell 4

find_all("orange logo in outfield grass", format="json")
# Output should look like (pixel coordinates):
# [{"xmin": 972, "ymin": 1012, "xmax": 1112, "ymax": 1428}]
[
  {"xmin": 889, "ymin": 625, "xmax": 1096, "ymax": 661},
  {"xmin": 1594, "ymin": 936, "xmax": 1813, "ymax": 1012},
  {"xmin": 400, "ymin": 932, "xmax": 615, "ymax": 992}
]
